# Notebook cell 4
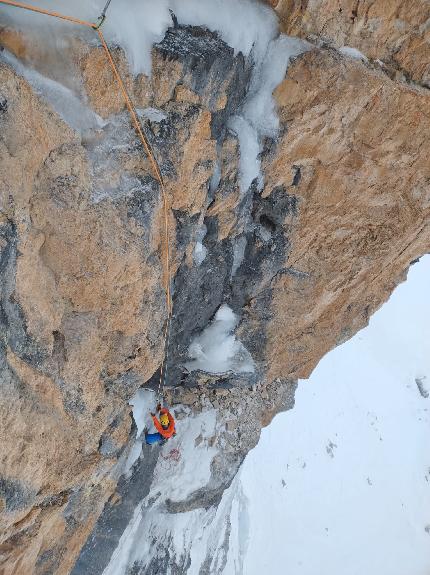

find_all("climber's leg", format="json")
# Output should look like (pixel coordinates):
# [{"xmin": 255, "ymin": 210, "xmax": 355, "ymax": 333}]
[{"xmin": 145, "ymin": 432, "xmax": 163, "ymax": 445}]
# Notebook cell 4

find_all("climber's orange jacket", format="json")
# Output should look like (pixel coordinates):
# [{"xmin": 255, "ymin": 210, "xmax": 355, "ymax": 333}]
[{"xmin": 152, "ymin": 407, "xmax": 176, "ymax": 439}]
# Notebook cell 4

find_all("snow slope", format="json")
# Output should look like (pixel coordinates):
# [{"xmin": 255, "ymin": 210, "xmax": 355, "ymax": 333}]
[{"xmin": 236, "ymin": 255, "xmax": 430, "ymax": 575}]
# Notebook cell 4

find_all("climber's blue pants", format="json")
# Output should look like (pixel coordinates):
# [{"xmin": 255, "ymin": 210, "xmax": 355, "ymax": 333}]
[{"xmin": 145, "ymin": 432, "xmax": 163, "ymax": 445}]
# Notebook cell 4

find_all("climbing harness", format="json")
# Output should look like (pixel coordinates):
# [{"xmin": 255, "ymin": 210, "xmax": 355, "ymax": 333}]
[{"xmin": 0, "ymin": 0, "xmax": 173, "ymax": 401}]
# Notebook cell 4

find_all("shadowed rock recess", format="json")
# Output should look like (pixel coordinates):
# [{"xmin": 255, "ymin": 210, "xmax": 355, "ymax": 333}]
[{"xmin": 0, "ymin": 7, "xmax": 429, "ymax": 575}]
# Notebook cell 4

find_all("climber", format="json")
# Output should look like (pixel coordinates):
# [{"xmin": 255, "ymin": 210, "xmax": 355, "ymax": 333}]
[{"xmin": 144, "ymin": 403, "xmax": 176, "ymax": 445}]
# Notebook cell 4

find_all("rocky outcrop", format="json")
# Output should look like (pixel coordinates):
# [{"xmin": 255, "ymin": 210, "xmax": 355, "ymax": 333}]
[
  {"xmin": 260, "ymin": 47, "xmax": 430, "ymax": 380},
  {"xmin": 275, "ymin": 0, "xmax": 430, "ymax": 87},
  {"xmin": 0, "ymin": 6, "xmax": 429, "ymax": 574}
]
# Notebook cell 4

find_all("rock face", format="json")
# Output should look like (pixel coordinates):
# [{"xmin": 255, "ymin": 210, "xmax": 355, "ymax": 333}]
[
  {"xmin": 275, "ymin": 0, "xmax": 430, "ymax": 87},
  {"xmin": 0, "ymin": 5, "xmax": 429, "ymax": 574}
]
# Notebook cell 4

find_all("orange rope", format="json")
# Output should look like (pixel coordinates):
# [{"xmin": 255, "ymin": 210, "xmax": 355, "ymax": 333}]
[{"xmin": 0, "ymin": 0, "xmax": 173, "ymax": 395}]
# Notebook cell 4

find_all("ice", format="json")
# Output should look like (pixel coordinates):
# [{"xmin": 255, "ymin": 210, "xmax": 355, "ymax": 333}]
[
  {"xmin": 209, "ymin": 160, "xmax": 222, "ymax": 194},
  {"xmin": 1, "ymin": 0, "xmax": 276, "ymax": 75},
  {"xmin": 138, "ymin": 107, "xmax": 167, "ymax": 123},
  {"xmin": 339, "ymin": 45, "xmax": 368, "ymax": 62},
  {"xmin": 229, "ymin": 35, "xmax": 310, "ymax": 192},
  {"xmin": 170, "ymin": 0, "xmax": 278, "ymax": 63},
  {"xmin": 228, "ymin": 115, "xmax": 261, "ymax": 193},
  {"xmin": 185, "ymin": 304, "xmax": 255, "ymax": 374},
  {"xmin": 243, "ymin": 35, "xmax": 311, "ymax": 138},
  {"xmin": 3, "ymin": 0, "xmax": 310, "ymax": 192},
  {"xmin": 193, "ymin": 224, "xmax": 208, "ymax": 266},
  {"xmin": 194, "ymin": 242, "xmax": 207, "ymax": 266},
  {"xmin": 123, "ymin": 388, "xmax": 157, "ymax": 475},
  {"xmin": 0, "ymin": 49, "xmax": 104, "ymax": 133},
  {"xmin": 231, "ymin": 236, "xmax": 247, "ymax": 278}
]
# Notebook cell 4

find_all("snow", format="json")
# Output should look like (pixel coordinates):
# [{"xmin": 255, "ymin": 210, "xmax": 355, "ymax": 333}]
[
  {"xmin": 103, "ymin": 408, "xmax": 219, "ymax": 575},
  {"xmin": 105, "ymin": 254, "xmax": 430, "ymax": 575},
  {"xmin": 185, "ymin": 304, "xmax": 255, "ymax": 374},
  {"xmin": 0, "ymin": 49, "xmax": 104, "ymax": 133},
  {"xmin": 233, "ymin": 255, "xmax": 430, "ymax": 575},
  {"xmin": 339, "ymin": 45, "xmax": 368, "ymax": 62}
]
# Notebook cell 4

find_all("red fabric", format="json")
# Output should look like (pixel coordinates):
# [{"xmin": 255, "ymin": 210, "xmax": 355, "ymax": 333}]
[{"xmin": 152, "ymin": 407, "xmax": 176, "ymax": 439}]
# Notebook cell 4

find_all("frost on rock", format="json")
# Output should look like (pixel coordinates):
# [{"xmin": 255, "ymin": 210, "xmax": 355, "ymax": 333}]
[
  {"xmin": 339, "ymin": 46, "xmax": 368, "ymax": 62},
  {"xmin": 185, "ymin": 304, "xmax": 255, "ymax": 374}
]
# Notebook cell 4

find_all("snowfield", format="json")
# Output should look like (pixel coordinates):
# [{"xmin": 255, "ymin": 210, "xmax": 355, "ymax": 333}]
[{"xmin": 237, "ymin": 255, "xmax": 430, "ymax": 575}]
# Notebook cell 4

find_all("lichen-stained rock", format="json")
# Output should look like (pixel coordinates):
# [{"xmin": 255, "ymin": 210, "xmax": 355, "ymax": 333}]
[
  {"xmin": 275, "ymin": 0, "xmax": 430, "ymax": 87},
  {"xmin": 259, "ymin": 48, "xmax": 430, "ymax": 380}
]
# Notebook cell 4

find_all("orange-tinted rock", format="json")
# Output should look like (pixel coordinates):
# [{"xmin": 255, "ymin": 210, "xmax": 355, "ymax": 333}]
[
  {"xmin": 275, "ymin": 0, "xmax": 430, "ymax": 86},
  {"xmin": 260, "ymin": 49, "xmax": 430, "ymax": 379}
]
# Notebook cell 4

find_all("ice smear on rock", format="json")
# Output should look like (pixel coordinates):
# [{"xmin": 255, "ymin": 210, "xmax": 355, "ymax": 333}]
[
  {"xmin": 193, "ymin": 224, "xmax": 208, "ymax": 266},
  {"xmin": 138, "ymin": 107, "xmax": 167, "ymax": 123},
  {"xmin": 123, "ymin": 388, "xmax": 157, "ymax": 476},
  {"xmin": 339, "ymin": 45, "xmax": 368, "ymax": 62},
  {"xmin": 185, "ymin": 304, "xmax": 255, "ymax": 374},
  {"xmin": 231, "ymin": 236, "xmax": 247, "ymax": 278},
  {"xmin": 0, "ymin": 50, "xmax": 104, "ymax": 133},
  {"xmin": 3, "ymin": 0, "xmax": 310, "ymax": 192}
]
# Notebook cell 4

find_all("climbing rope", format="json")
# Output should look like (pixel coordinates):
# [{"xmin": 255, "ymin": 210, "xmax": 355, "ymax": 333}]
[{"xmin": 0, "ymin": 0, "xmax": 173, "ymax": 400}]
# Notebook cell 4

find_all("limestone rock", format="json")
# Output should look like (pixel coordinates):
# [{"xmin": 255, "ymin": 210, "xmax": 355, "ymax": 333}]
[
  {"xmin": 275, "ymin": 0, "xmax": 430, "ymax": 87},
  {"xmin": 0, "ymin": 11, "xmax": 429, "ymax": 574}
]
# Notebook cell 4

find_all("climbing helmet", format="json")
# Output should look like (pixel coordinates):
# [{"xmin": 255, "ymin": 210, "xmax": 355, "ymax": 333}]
[{"xmin": 160, "ymin": 413, "xmax": 169, "ymax": 428}]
